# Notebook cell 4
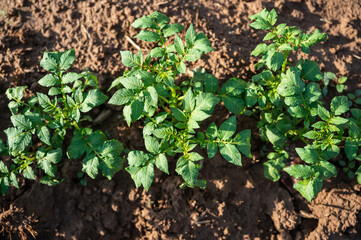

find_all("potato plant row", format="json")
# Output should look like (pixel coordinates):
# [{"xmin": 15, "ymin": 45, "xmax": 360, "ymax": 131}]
[{"xmin": 0, "ymin": 9, "xmax": 360, "ymax": 201}]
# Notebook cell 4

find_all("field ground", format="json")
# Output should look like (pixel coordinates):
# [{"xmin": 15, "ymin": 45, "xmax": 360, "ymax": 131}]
[{"xmin": 0, "ymin": 0, "xmax": 361, "ymax": 239}]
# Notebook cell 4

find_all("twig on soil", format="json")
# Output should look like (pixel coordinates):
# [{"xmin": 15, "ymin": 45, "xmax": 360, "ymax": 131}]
[
  {"xmin": 157, "ymin": 1, "xmax": 169, "ymax": 5},
  {"xmin": 126, "ymin": 36, "xmax": 140, "ymax": 50},
  {"xmin": 81, "ymin": 24, "xmax": 91, "ymax": 39},
  {"xmin": 353, "ymin": 54, "xmax": 361, "ymax": 60},
  {"xmin": 93, "ymin": 109, "xmax": 112, "ymax": 125},
  {"xmin": 299, "ymin": 210, "xmax": 317, "ymax": 219},
  {"xmin": 191, "ymin": 220, "xmax": 212, "ymax": 225}
]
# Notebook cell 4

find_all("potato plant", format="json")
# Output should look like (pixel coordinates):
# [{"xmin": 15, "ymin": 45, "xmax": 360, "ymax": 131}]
[
  {"xmin": 247, "ymin": 9, "xmax": 361, "ymax": 201},
  {"xmin": 0, "ymin": 10, "xmax": 359, "ymax": 202},
  {"xmin": 108, "ymin": 11, "xmax": 251, "ymax": 190},
  {"xmin": 0, "ymin": 50, "xmax": 124, "ymax": 194}
]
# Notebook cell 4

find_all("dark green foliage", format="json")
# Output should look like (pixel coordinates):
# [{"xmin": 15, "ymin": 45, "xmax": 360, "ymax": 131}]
[
  {"xmin": 109, "ymin": 12, "xmax": 251, "ymax": 190},
  {"xmin": 0, "ymin": 50, "xmax": 124, "ymax": 194},
  {"xmin": 249, "ymin": 8, "xmax": 360, "ymax": 201}
]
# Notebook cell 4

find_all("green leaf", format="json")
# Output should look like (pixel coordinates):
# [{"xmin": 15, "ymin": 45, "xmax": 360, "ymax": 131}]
[
  {"xmin": 0, "ymin": 162, "xmax": 9, "ymax": 174},
  {"xmin": 278, "ymin": 43, "xmax": 292, "ymax": 51},
  {"xmin": 222, "ymin": 96, "xmax": 245, "ymax": 115},
  {"xmin": 252, "ymin": 70, "xmax": 273, "ymax": 83},
  {"xmin": 204, "ymin": 74, "xmax": 219, "ymax": 93},
  {"xmin": 219, "ymin": 143, "xmax": 242, "ymax": 166},
  {"xmin": 330, "ymin": 96, "xmax": 349, "ymax": 115},
  {"xmin": 336, "ymin": 84, "xmax": 346, "ymax": 93},
  {"xmin": 303, "ymin": 131, "xmax": 319, "ymax": 140},
  {"xmin": 39, "ymin": 74, "xmax": 60, "ymax": 87},
  {"xmin": 22, "ymin": 166, "xmax": 35, "ymax": 180},
  {"xmin": 80, "ymin": 89, "xmax": 108, "ymax": 113},
  {"xmin": 284, "ymin": 165, "xmax": 315, "ymax": 179},
  {"xmin": 345, "ymin": 139, "xmax": 358, "ymax": 161},
  {"xmin": 163, "ymin": 23, "xmax": 184, "ymax": 37},
  {"xmin": 127, "ymin": 163, "xmax": 154, "ymax": 191},
  {"xmin": 100, "ymin": 140, "xmax": 124, "ymax": 158},
  {"xmin": 338, "ymin": 76, "xmax": 347, "ymax": 84},
  {"xmin": 186, "ymin": 23, "xmax": 196, "ymax": 46},
  {"xmin": 176, "ymin": 61, "xmax": 187, "ymax": 74},
  {"xmin": 37, "ymin": 126, "xmax": 51, "ymax": 145},
  {"xmin": 40, "ymin": 176, "xmax": 63, "ymax": 186},
  {"xmin": 206, "ymin": 122, "xmax": 218, "ymax": 139},
  {"xmin": 277, "ymin": 67, "xmax": 304, "ymax": 99},
  {"xmin": 193, "ymin": 33, "xmax": 213, "ymax": 53},
  {"xmin": 128, "ymin": 150, "xmax": 151, "ymax": 166},
  {"xmin": 304, "ymin": 82, "xmax": 322, "ymax": 104},
  {"xmin": 40, "ymin": 52, "xmax": 58, "ymax": 72},
  {"xmin": 132, "ymin": 15, "xmax": 157, "ymax": 29},
  {"xmin": 153, "ymin": 125, "xmax": 174, "ymax": 139},
  {"xmin": 296, "ymin": 147, "xmax": 318, "ymax": 164},
  {"xmin": 37, "ymin": 93, "xmax": 53, "ymax": 109},
  {"xmin": 150, "ymin": 47, "xmax": 166, "ymax": 58},
  {"xmin": 263, "ymin": 157, "xmax": 285, "ymax": 182},
  {"xmin": 288, "ymin": 105, "xmax": 306, "ymax": 118},
  {"xmin": 250, "ymin": 18, "xmax": 271, "ymax": 30},
  {"xmin": 120, "ymin": 51, "xmax": 138, "ymax": 67},
  {"xmin": 301, "ymin": 60, "xmax": 323, "ymax": 81},
  {"xmin": 5, "ymin": 127, "xmax": 31, "ymax": 152},
  {"xmin": 82, "ymin": 153, "xmax": 99, "ymax": 179},
  {"xmin": 233, "ymin": 129, "xmax": 252, "ymax": 158},
  {"xmin": 10, "ymin": 115, "xmax": 32, "ymax": 130},
  {"xmin": 37, "ymin": 148, "xmax": 62, "ymax": 177},
  {"xmin": 207, "ymin": 141, "xmax": 218, "ymax": 159},
  {"xmin": 188, "ymin": 152, "xmax": 204, "ymax": 162},
  {"xmin": 59, "ymin": 49, "xmax": 76, "ymax": 70},
  {"xmin": 218, "ymin": 116, "xmax": 237, "ymax": 140},
  {"xmin": 130, "ymin": 99, "xmax": 144, "ymax": 122},
  {"xmin": 266, "ymin": 51, "xmax": 285, "ymax": 72},
  {"xmin": 109, "ymin": 88, "xmax": 135, "ymax": 105},
  {"xmin": 317, "ymin": 105, "xmax": 331, "ymax": 121},
  {"xmin": 87, "ymin": 130, "xmax": 107, "ymax": 149},
  {"xmin": 155, "ymin": 153, "xmax": 169, "ymax": 174},
  {"xmin": 268, "ymin": 9, "xmax": 278, "ymax": 25},
  {"xmin": 120, "ymin": 77, "xmax": 144, "ymax": 90},
  {"xmin": 48, "ymin": 87, "xmax": 61, "ymax": 96},
  {"xmin": 134, "ymin": 30, "xmax": 161, "ymax": 42},
  {"xmin": 67, "ymin": 130, "xmax": 87, "ymax": 159},
  {"xmin": 184, "ymin": 49, "xmax": 202, "ymax": 62},
  {"xmin": 183, "ymin": 88, "xmax": 195, "ymax": 112},
  {"xmin": 149, "ymin": 11, "xmax": 170, "ymax": 24},
  {"xmin": 176, "ymin": 158, "xmax": 198, "ymax": 186},
  {"xmin": 294, "ymin": 177, "xmax": 322, "ymax": 201},
  {"xmin": 174, "ymin": 34, "xmax": 185, "ymax": 55},
  {"xmin": 155, "ymin": 112, "xmax": 168, "ymax": 124},
  {"xmin": 144, "ymin": 86, "xmax": 158, "ymax": 108},
  {"xmin": 317, "ymin": 161, "xmax": 337, "ymax": 179},
  {"xmin": 263, "ymin": 32, "xmax": 276, "ymax": 41},
  {"xmin": 220, "ymin": 78, "xmax": 246, "ymax": 96},
  {"xmin": 0, "ymin": 177, "xmax": 9, "ymax": 195},
  {"xmin": 265, "ymin": 125, "xmax": 285, "ymax": 147},
  {"xmin": 329, "ymin": 116, "xmax": 348, "ymax": 125},
  {"xmin": 171, "ymin": 107, "xmax": 187, "ymax": 122},
  {"xmin": 9, "ymin": 172, "xmax": 19, "ymax": 189},
  {"xmin": 144, "ymin": 136, "xmax": 160, "ymax": 154},
  {"xmin": 62, "ymin": 72, "xmax": 82, "ymax": 84},
  {"xmin": 100, "ymin": 157, "xmax": 124, "ymax": 180},
  {"xmin": 5, "ymin": 86, "xmax": 27, "ymax": 101}
]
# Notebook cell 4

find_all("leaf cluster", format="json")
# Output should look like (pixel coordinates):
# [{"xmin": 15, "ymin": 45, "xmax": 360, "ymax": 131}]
[
  {"xmin": 248, "ymin": 8, "xmax": 361, "ymax": 201},
  {"xmin": 0, "ymin": 50, "xmax": 123, "ymax": 194},
  {"xmin": 108, "ymin": 12, "xmax": 251, "ymax": 190}
]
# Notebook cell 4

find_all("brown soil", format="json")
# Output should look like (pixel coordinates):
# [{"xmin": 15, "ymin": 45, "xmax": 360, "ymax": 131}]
[{"xmin": 0, "ymin": 0, "xmax": 361, "ymax": 239}]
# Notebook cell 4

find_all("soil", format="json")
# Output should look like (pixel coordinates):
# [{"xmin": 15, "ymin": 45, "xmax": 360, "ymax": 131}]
[{"xmin": 0, "ymin": 0, "xmax": 361, "ymax": 239}]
